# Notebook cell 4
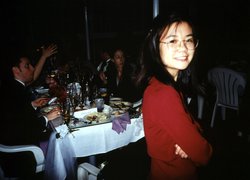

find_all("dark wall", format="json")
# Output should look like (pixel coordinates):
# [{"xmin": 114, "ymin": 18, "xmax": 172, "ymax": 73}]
[{"xmin": 2, "ymin": 0, "xmax": 250, "ymax": 77}]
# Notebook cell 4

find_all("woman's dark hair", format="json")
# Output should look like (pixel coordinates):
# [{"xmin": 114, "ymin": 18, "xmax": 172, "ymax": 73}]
[{"xmin": 135, "ymin": 11, "xmax": 198, "ymax": 96}]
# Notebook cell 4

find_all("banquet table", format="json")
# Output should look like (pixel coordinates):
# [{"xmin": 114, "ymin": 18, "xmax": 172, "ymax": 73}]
[
  {"xmin": 68, "ymin": 114, "xmax": 144, "ymax": 157},
  {"xmin": 44, "ymin": 108, "xmax": 144, "ymax": 180}
]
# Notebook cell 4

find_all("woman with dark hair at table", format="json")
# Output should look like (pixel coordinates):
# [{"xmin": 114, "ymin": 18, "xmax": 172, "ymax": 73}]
[
  {"xmin": 135, "ymin": 11, "xmax": 213, "ymax": 180},
  {"xmin": 107, "ymin": 48, "xmax": 140, "ymax": 102}
]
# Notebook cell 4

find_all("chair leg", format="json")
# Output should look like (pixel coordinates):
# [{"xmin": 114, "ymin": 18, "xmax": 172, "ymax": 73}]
[
  {"xmin": 197, "ymin": 95, "xmax": 204, "ymax": 119},
  {"xmin": 221, "ymin": 107, "xmax": 226, "ymax": 120},
  {"xmin": 0, "ymin": 166, "xmax": 5, "ymax": 179},
  {"xmin": 210, "ymin": 104, "xmax": 217, "ymax": 128}
]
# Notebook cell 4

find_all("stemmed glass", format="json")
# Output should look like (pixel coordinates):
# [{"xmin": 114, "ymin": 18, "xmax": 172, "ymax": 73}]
[
  {"xmin": 68, "ymin": 83, "xmax": 77, "ymax": 108},
  {"xmin": 76, "ymin": 85, "xmax": 84, "ymax": 108}
]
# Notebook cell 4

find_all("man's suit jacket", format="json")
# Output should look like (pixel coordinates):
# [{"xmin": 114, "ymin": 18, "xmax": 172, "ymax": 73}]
[{"xmin": 0, "ymin": 79, "xmax": 51, "ymax": 146}]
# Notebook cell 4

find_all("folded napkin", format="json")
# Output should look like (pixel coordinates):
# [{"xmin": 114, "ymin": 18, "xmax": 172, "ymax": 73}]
[
  {"xmin": 112, "ymin": 112, "xmax": 131, "ymax": 134},
  {"xmin": 55, "ymin": 124, "xmax": 69, "ymax": 138}
]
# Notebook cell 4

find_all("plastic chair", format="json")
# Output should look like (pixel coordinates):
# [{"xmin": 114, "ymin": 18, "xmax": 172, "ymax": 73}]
[
  {"xmin": 0, "ymin": 144, "xmax": 45, "ymax": 178},
  {"xmin": 77, "ymin": 162, "xmax": 100, "ymax": 180},
  {"xmin": 207, "ymin": 67, "xmax": 246, "ymax": 127},
  {"xmin": 197, "ymin": 94, "xmax": 205, "ymax": 119}
]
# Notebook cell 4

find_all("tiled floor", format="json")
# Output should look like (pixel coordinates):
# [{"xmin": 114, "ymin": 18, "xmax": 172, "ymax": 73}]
[{"xmin": 85, "ymin": 90, "xmax": 250, "ymax": 180}]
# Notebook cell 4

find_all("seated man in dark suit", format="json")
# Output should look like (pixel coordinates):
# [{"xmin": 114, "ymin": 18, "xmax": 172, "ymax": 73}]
[{"xmin": 0, "ymin": 48, "xmax": 61, "ymax": 178}]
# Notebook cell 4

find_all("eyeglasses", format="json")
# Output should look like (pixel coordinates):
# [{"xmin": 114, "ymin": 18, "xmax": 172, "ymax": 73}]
[{"xmin": 160, "ymin": 38, "xmax": 199, "ymax": 50}]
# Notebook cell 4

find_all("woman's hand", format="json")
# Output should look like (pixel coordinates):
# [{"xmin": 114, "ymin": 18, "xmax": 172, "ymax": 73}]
[
  {"xmin": 41, "ymin": 44, "xmax": 58, "ymax": 59},
  {"xmin": 175, "ymin": 144, "xmax": 188, "ymax": 159}
]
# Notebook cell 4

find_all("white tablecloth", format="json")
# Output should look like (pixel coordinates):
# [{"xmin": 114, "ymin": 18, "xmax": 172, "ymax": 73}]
[
  {"xmin": 45, "ymin": 111, "xmax": 144, "ymax": 180},
  {"xmin": 68, "ymin": 115, "xmax": 144, "ymax": 157},
  {"xmin": 45, "ymin": 131, "xmax": 77, "ymax": 180}
]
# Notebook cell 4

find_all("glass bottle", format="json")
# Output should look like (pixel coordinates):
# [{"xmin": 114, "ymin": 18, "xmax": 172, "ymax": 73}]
[
  {"xmin": 84, "ymin": 81, "xmax": 91, "ymax": 108},
  {"xmin": 64, "ymin": 94, "xmax": 71, "ymax": 124}
]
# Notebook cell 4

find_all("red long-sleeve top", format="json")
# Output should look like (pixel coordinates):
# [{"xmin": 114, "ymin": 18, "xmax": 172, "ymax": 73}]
[{"xmin": 142, "ymin": 77, "xmax": 213, "ymax": 180}]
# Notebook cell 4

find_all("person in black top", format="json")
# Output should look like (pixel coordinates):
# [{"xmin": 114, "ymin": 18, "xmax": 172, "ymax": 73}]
[{"xmin": 106, "ymin": 48, "xmax": 140, "ymax": 102}]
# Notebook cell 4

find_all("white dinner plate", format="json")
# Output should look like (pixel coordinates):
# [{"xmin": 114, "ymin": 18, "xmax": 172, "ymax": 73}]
[
  {"xmin": 109, "ymin": 97, "xmax": 123, "ymax": 101},
  {"xmin": 35, "ymin": 88, "xmax": 49, "ymax": 94},
  {"xmin": 40, "ymin": 105, "xmax": 58, "ymax": 114},
  {"xmin": 69, "ymin": 105, "xmax": 113, "ymax": 128}
]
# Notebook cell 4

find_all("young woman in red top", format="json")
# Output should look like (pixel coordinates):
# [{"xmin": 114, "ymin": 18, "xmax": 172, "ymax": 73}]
[{"xmin": 136, "ymin": 12, "xmax": 213, "ymax": 180}]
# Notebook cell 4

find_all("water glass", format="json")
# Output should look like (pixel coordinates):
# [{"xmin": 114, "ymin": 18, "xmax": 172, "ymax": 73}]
[{"xmin": 95, "ymin": 98, "xmax": 104, "ymax": 112}]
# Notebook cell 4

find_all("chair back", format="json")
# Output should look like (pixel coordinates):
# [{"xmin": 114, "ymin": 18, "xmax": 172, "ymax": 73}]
[
  {"xmin": 0, "ymin": 144, "xmax": 45, "ymax": 178},
  {"xmin": 208, "ymin": 67, "xmax": 246, "ymax": 109},
  {"xmin": 77, "ymin": 162, "xmax": 100, "ymax": 180}
]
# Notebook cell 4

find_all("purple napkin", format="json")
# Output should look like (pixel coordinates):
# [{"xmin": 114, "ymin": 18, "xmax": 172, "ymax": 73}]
[{"xmin": 112, "ymin": 112, "xmax": 131, "ymax": 134}]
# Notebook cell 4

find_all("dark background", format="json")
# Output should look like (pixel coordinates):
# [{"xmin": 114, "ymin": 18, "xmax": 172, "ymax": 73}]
[{"xmin": 1, "ymin": 0, "xmax": 250, "ymax": 79}]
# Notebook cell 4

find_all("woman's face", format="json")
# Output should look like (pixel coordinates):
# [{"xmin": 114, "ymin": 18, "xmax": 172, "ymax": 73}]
[
  {"xmin": 46, "ymin": 76, "xmax": 58, "ymax": 88},
  {"xmin": 159, "ymin": 21, "xmax": 196, "ymax": 81},
  {"xmin": 113, "ymin": 50, "xmax": 125, "ymax": 69}
]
